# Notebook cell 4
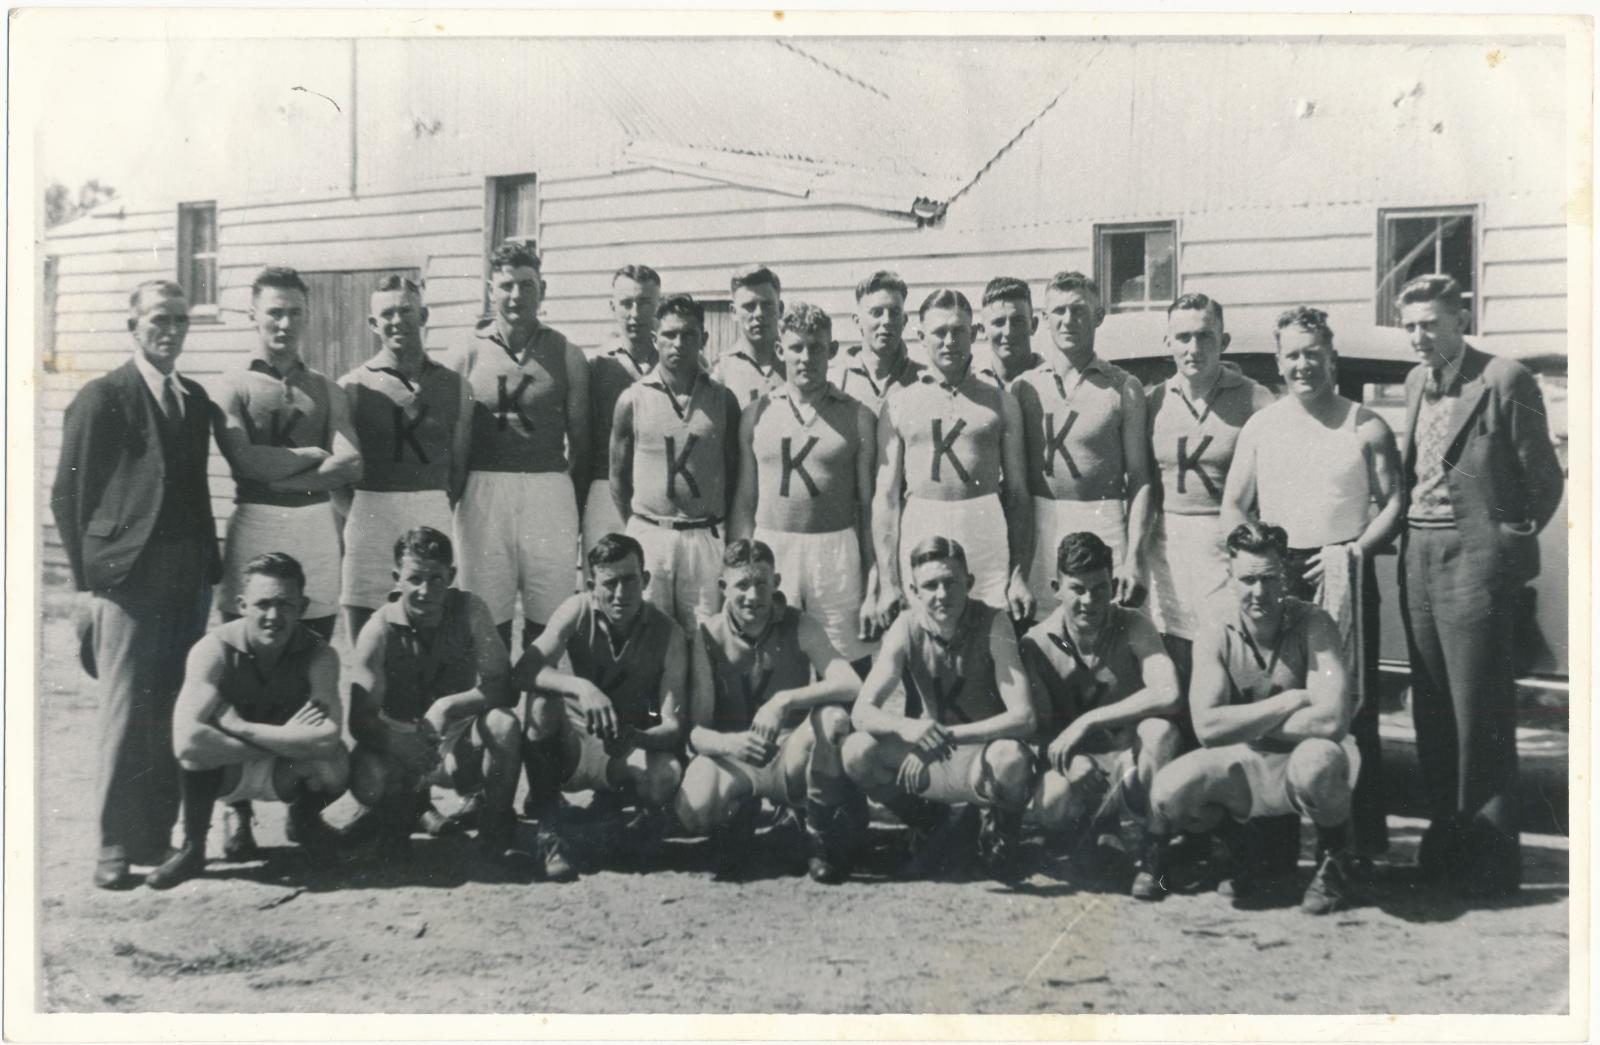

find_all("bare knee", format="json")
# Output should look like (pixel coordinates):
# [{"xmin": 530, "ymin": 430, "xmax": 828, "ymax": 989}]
[
  {"xmin": 1287, "ymin": 739, "xmax": 1350, "ymax": 825},
  {"xmin": 638, "ymin": 752, "xmax": 683, "ymax": 807},
  {"xmin": 350, "ymin": 747, "xmax": 391, "ymax": 806},
  {"xmin": 983, "ymin": 740, "xmax": 1034, "ymax": 807},
  {"xmin": 1137, "ymin": 717, "xmax": 1183, "ymax": 765},
  {"xmin": 1150, "ymin": 762, "xmax": 1204, "ymax": 832},
  {"xmin": 674, "ymin": 757, "xmax": 726, "ymax": 835},
  {"xmin": 810, "ymin": 705, "xmax": 853, "ymax": 749},
  {"xmin": 840, "ymin": 732, "xmax": 886, "ymax": 787},
  {"xmin": 481, "ymin": 708, "xmax": 521, "ymax": 755},
  {"xmin": 524, "ymin": 693, "xmax": 567, "ymax": 741},
  {"xmin": 308, "ymin": 743, "xmax": 351, "ymax": 795}
]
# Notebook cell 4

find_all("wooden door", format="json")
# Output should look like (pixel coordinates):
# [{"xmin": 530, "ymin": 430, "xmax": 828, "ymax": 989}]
[{"xmin": 299, "ymin": 268, "xmax": 421, "ymax": 380}]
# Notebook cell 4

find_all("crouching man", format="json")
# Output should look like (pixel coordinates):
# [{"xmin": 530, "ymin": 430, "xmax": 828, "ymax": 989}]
[
  {"xmin": 675, "ymin": 539, "xmax": 866, "ymax": 884},
  {"xmin": 150, "ymin": 553, "xmax": 347, "ymax": 888},
  {"xmin": 842, "ymin": 537, "xmax": 1037, "ymax": 881},
  {"xmin": 1024, "ymin": 532, "xmax": 1183, "ymax": 898},
  {"xmin": 346, "ymin": 527, "xmax": 530, "ymax": 869},
  {"xmin": 513, "ymin": 533, "xmax": 688, "ymax": 875},
  {"xmin": 1144, "ymin": 522, "xmax": 1360, "ymax": 913}
]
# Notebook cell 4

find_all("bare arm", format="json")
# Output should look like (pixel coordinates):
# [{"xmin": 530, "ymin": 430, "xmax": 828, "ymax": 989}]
[
  {"xmin": 1353, "ymin": 410, "xmax": 1405, "ymax": 556},
  {"xmin": 871, "ymin": 402, "xmax": 907, "ymax": 606},
  {"xmin": 448, "ymin": 356, "xmax": 474, "ymax": 507},
  {"xmin": 1220, "ymin": 417, "xmax": 1261, "ymax": 533},
  {"xmin": 722, "ymin": 389, "xmax": 743, "ymax": 519},
  {"xmin": 685, "ymin": 626, "xmax": 734, "ymax": 757},
  {"xmin": 609, "ymin": 392, "xmax": 636, "ymax": 523},
  {"xmin": 851, "ymin": 616, "xmax": 916, "ymax": 739},
  {"xmin": 215, "ymin": 645, "xmax": 345, "ymax": 759},
  {"xmin": 999, "ymin": 387, "xmax": 1035, "ymax": 620},
  {"xmin": 1119, "ymin": 379, "xmax": 1155, "ymax": 599},
  {"xmin": 1048, "ymin": 613, "xmax": 1181, "ymax": 760},
  {"xmin": 565, "ymin": 342, "xmax": 593, "ymax": 508},
  {"xmin": 173, "ymin": 637, "xmax": 267, "ymax": 768},
  {"xmin": 1267, "ymin": 610, "xmax": 1352, "ymax": 743},
  {"xmin": 424, "ymin": 594, "xmax": 513, "ymax": 730},
  {"xmin": 853, "ymin": 402, "xmax": 878, "ymax": 578},
  {"xmin": 946, "ymin": 610, "xmax": 1037, "ymax": 745},
  {"xmin": 729, "ymin": 404, "xmax": 761, "ymax": 542},
  {"xmin": 346, "ymin": 613, "xmax": 391, "ymax": 747},
  {"xmin": 636, "ymin": 625, "xmax": 688, "ymax": 752},
  {"xmin": 1189, "ymin": 625, "xmax": 1307, "ymax": 747},
  {"xmin": 213, "ymin": 386, "xmax": 327, "ymax": 484},
  {"xmin": 265, "ymin": 378, "xmax": 364, "ymax": 494}
]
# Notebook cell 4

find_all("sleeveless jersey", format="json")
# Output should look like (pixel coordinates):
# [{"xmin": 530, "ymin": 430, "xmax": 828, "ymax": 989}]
[
  {"xmin": 375, "ymin": 588, "xmax": 480, "ymax": 722},
  {"xmin": 1245, "ymin": 397, "xmax": 1372, "ymax": 548},
  {"xmin": 564, "ymin": 597, "xmax": 680, "ymax": 731},
  {"xmin": 902, "ymin": 599, "xmax": 1007, "ymax": 726},
  {"xmin": 1021, "ymin": 604, "xmax": 1146, "ymax": 749},
  {"xmin": 340, "ymin": 352, "xmax": 461, "ymax": 493},
  {"xmin": 886, "ymin": 367, "xmax": 1007, "ymax": 501},
  {"xmin": 589, "ymin": 339, "xmax": 654, "ymax": 468},
  {"xmin": 219, "ymin": 358, "xmax": 335, "ymax": 507},
  {"xmin": 981, "ymin": 353, "xmax": 1044, "ymax": 391},
  {"xmin": 1146, "ymin": 363, "xmax": 1274, "ymax": 516},
  {"xmin": 626, "ymin": 371, "xmax": 738, "ymax": 522},
  {"xmin": 1211, "ymin": 596, "xmax": 1324, "ymax": 755},
  {"xmin": 456, "ymin": 322, "xmax": 572, "ymax": 474},
  {"xmin": 698, "ymin": 603, "xmax": 813, "ymax": 733},
  {"xmin": 830, "ymin": 346, "xmax": 924, "ymax": 416},
  {"xmin": 1014, "ymin": 354, "xmax": 1139, "ymax": 501},
  {"xmin": 751, "ymin": 384, "xmax": 863, "ymax": 534},
  {"xmin": 717, "ymin": 348, "xmax": 785, "ymax": 407},
  {"xmin": 214, "ymin": 619, "xmax": 320, "ymax": 726}
]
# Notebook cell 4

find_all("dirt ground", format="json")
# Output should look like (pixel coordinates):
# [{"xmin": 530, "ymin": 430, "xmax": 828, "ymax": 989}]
[{"xmin": 31, "ymin": 585, "xmax": 1570, "ymax": 1016}]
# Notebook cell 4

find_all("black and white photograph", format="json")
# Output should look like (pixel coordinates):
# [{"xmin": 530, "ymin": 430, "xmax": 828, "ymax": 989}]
[{"xmin": 8, "ymin": 6, "xmax": 1588, "ymax": 1036}]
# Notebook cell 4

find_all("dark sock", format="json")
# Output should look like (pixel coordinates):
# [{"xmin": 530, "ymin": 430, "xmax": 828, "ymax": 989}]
[
  {"xmin": 181, "ymin": 769, "xmax": 225, "ymax": 845},
  {"xmin": 522, "ymin": 735, "xmax": 566, "ymax": 821},
  {"xmin": 1315, "ymin": 822, "xmax": 1349, "ymax": 858}
]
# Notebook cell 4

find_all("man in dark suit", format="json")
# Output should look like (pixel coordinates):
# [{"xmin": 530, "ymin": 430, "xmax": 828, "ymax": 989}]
[
  {"xmin": 1396, "ymin": 274, "xmax": 1564, "ymax": 899},
  {"xmin": 51, "ymin": 279, "xmax": 222, "ymax": 889}
]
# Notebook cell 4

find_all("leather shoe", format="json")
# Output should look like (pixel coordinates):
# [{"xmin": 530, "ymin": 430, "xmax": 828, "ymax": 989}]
[
  {"xmin": 93, "ymin": 850, "xmax": 135, "ymax": 891},
  {"xmin": 146, "ymin": 842, "xmax": 206, "ymax": 890}
]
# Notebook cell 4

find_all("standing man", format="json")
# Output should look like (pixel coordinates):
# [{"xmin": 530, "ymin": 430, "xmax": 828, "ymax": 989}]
[
  {"xmin": 52, "ymin": 280, "xmax": 221, "ymax": 889},
  {"xmin": 873, "ymin": 288, "xmax": 1033, "ymax": 625},
  {"xmin": 609, "ymin": 293, "xmax": 742, "ymax": 637},
  {"xmin": 584, "ymin": 265, "xmax": 661, "ymax": 555},
  {"xmin": 513, "ymin": 533, "xmax": 688, "ymax": 871},
  {"xmin": 675, "ymin": 540, "xmax": 865, "ymax": 884},
  {"xmin": 1025, "ymin": 532, "xmax": 1183, "ymax": 899},
  {"xmin": 338, "ymin": 275, "xmax": 470, "ymax": 644},
  {"xmin": 452, "ymin": 242, "xmax": 591, "ymax": 650},
  {"xmin": 1223, "ymin": 306, "xmax": 1404, "ymax": 858},
  {"xmin": 730, "ymin": 303, "xmax": 879, "ymax": 674},
  {"xmin": 1144, "ymin": 523, "xmax": 1360, "ymax": 915},
  {"xmin": 150, "ymin": 553, "xmax": 348, "ymax": 888},
  {"xmin": 832, "ymin": 271, "xmax": 923, "ymax": 414},
  {"xmin": 714, "ymin": 264, "xmax": 785, "ymax": 406},
  {"xmin": 214, "ymin": 267, "xmax": 362, "ymax": 643},
  {"xmin": 843, "ymin": 537, "xmax": 1037, "ymax": 880},
  {"xmin": 979, "ymin": 277, "xmax": 1045, "ymax": 387},
  {"xmin": 1394, "ymin": 275, "xmax": 1564, "ymax": 898},
  {"xmin": 1012, "ymin": 271, "xmax": 1152, "ymax": 611},
  {"xmin": 1144, "ymin": 293, "xmax": 1275, "ymax": 670}
]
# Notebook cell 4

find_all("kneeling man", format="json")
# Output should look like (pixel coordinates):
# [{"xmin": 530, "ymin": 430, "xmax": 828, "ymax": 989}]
[
  {"xmin": 1024, "ymin": 532, "xmax": 1183, "ymax": 898},
  {"xmin": 152, "ymin": 552, "xmax": 348, "ymax": 888},
  {"xmin": 1145, "ymin": 522, "xmax": 1359, "ymax": 913},
  {"xmin": 513, "ymin": 533, "xmax": 688, "ymax": 871},
  {"xmin": 843, "ymin": 537, "xmax": 1037, "ymax": 880},
  {"xmin": 346, "ymin": 527, "xmax": 530, "ymax": 870},
  {"xmin": 676, "ymin": 540, "xmax": 865, "ymax": 884}
]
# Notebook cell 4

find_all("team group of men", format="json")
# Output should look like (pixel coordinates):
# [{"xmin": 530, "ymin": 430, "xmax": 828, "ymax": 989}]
[{"xmin": 52, "ymin": 241, "xmax": 1564, "ymax": 915}]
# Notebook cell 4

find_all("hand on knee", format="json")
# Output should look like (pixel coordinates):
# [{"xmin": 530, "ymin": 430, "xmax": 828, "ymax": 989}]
[
  {"xmin": 524, "ymin": 693, "xmax": 566, "ymax": 741},
  {"xmin": 1136, "ymin": 717, "xmax": 1183, "ymax": 764},
  {"xmin": 810, "ymin": 705, "xmax": 853, "ymax": 749},
  {"xmin": 639, "ymin": 753, "xmax": 684, "ymax": 807},
  {"xmin": 480, "ymin": 708, "xmax": 522, "ymax": 756},
  {"xmin": 984, "ymin": 740, "xmax": 1034, "ymax": 809}
]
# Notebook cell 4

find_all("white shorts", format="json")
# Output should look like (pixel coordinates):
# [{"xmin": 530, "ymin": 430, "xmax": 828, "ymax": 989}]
[
  {"xmin": 582, "ymin": 480, "xmax": 629, "ymax": 557},
  {"xmin": 222, "ymin": 502, "xmax": 342, "ymax": 619},
  {"xmin": 1181, "ymin": 735, "xmax": 1362, "ymax": 821},
  {"xmin": 219, "ymin": 757, "xmax": 281, "ymax": 805},
  {"xmin": 899, "ymin": 494, "xmax": 1009, "ymax": 608},
  {"xmin": 1031, "ymin": 747, "xmax": 1138, "ymax": 826},
  {"xmin": 564, "ymin": 731, "xmax": 654, "ymax": 794},
  {"xmin": 377, "ymin": 713, "xmax": 478, "ymax": 791},
  {"xmin": 702, "ymin": 728, "xmax": 812, "ymax": 806},
  {"xmin": 625, "ymin": 516, "xmax": 724, "ymax": 638},
  {"xmin": 755, "ymin": 525, "xmax": 871, "ymax": 661},
  {"xmin": 341, "ymin": 489, "xmax": 454, "ymax": 610},
  {"xmin": 455, "ymin": 472, "xmax": 581, "ymax": 625},
  {"xmin": 1028, "ymin": 496, "xmax": 1126, "ymax": 610},
  {"xmin": 1148, "ymin": 512, "xmax": 1231, "ymax": 641}
]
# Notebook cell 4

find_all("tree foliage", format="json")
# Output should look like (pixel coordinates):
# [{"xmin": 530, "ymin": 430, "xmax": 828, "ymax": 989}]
[{"xmin": 44, "ymin": 178, "xmax": 118, "ymax": 228}]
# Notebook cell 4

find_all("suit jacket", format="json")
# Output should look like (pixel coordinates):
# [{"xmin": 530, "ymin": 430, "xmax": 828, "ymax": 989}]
[
  {"xmin": 50, "ymin": 359, "xmax": 222, "ymax": 593},
  {"xmin": 1401, "ymin": 344, "xmax": 1564, "ymax": 586}
]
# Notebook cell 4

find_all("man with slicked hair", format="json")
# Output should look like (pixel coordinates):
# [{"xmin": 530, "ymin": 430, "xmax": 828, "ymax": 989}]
[
  {"xmin": 979, "ymin": 276, "xmax": 1044, "ymax": 388},
  {"xmin": 833, "ymin": 270, "xmax": 923, "ymax": 414},
  {"xmin": 585, "ymin": 264, "xmax": 662, "ymax": 555},
  {"xmin": 715, "ymin": 264, "xmax": 786, "ymax": 406}
]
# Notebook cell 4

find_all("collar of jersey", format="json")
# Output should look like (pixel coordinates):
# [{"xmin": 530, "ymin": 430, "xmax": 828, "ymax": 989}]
[
  {"xmin": 366, "ymin": 348, "xmax": 436, "ymax": 376},
  {"xmin": 1167, "ymin": 360, "xmax": 1246, "ymax": 395},
  {"xmin": 476, "ymin": 318, "xmax": 546, "ymax": 362},
  {"xmin": 769, "ymin": 382, "xmax": 843, "ymax": 405},
  {"xmin": 1047, "ymin": 351, "xmax": 1112, "ymax": 384},
  {"xmin": 217, "ymin": 618, "xmax": 315, "ymax": 659},
  {"xmin": 249, "ymin": 356, "xmax": 307, "ymax": 381}
]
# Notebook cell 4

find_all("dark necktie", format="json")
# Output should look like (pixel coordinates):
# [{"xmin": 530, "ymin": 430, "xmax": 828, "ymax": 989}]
[{"xmin": 161, "ymin": 378, "xmax": 182, "ymax": 422}]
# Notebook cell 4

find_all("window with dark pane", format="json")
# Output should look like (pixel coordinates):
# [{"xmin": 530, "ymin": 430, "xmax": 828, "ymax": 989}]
[
  {"xmin": 177, "ymin": 201, "xmax": 217, "ymax": 307},
  {"xmin": 1377, "ymin": 207, "xmax": 1476, "ymax": 327},
  {"xmin": 1096, "ymin": 222, "xmax": 1179, "ymax": 312}
]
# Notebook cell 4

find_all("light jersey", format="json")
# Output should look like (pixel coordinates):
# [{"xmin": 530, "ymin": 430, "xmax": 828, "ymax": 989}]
[
  {"xmin": 750, "ymin": 384, "xmax": 864, "ymax": 534},
  {"xmin": 1243, "ymin": 397, "xmax": 1372, "ymax": 548},
  {"xmin": 980, "ymin": 353, "xmax": 1044, "ymax": 391},
  {"xmin": 1013, "ymin": 354, "xmax": 1141, "ymax": 501},
  {"xmin": 219, "ymin": 358, "xmax": 336, "ymax": 507},
  {"xmin": 455, "ymin": 321, "xmax": 572, "ymax": 474},
  {"xmin": 1021, "ymin": 604, "xmax": 1145, "ymax": 750},
  {"xmin": 1146, "ymin": 363, "xmax": 1275, "ymax": 516},
  {"xmin": 698, "ymin": 602, "xmax": 813, "ymax": 734},
  {"xmin": 885, "ymin": 366, "xmax": 1007, "ymax": 501},
  {"xmin": 626, "ymin": 370, "xmax": 740, "ymax": 522},
  {"xmin": 830, "ymin": 347, "xmax": 925, "ymax": 416},
  {"xmin": 1211, "ymin": 596, "xmax": 1325, "ymax": 755},
  {"xmin": 373, "ymin": 588, "xmax": 480, "ymax": 723},
  {"xmin": 901, "ymin": 599, "xmax": 1007, "ymax": 726},
  {"xmin": 717, "ymin": 348, "xmax": 785, "ymax": 407},
  {"xmin": 340, "ymin": 351, "xmax": 463, "ymax": 493},
  {"xmin": 214, "ymin": 619, "xmax": 321, "ymax": 726},
  {"xmin": 589, "ymin": 338, "xmax": 654, "ymax": 468},
  {"xmin": 563, "ymin": 596, "xmax": 680, "ymax": 732}
]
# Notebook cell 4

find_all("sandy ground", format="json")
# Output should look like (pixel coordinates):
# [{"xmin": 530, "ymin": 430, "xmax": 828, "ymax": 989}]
[{"xmin": 31, "ymin": 586, "xmax": 1570, "ymax": 1015}]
